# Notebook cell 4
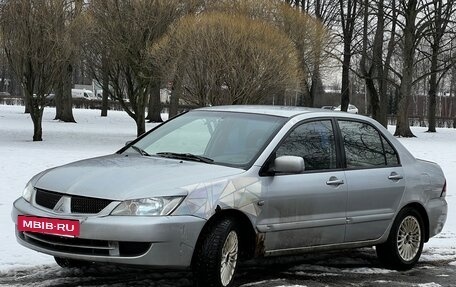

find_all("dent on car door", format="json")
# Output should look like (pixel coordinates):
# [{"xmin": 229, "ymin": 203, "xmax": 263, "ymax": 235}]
[
  {"xmin": 338, "ymin": 120, "xmax": 405, "ymax": 242},
  {"xmin": 258, "ymin": 120, "xmax": 348, "ymax": 253}
]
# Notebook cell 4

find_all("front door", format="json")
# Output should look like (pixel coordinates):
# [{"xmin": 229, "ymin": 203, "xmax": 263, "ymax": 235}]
[{"xmin": 257, "ymin": 119, "xmax": 348, "ymax": 253}]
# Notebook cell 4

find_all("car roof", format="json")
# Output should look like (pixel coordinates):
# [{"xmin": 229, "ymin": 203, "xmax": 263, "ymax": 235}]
[{"xmin": 196, "ymin": 105, "xmax": 331, "ymax": 118}]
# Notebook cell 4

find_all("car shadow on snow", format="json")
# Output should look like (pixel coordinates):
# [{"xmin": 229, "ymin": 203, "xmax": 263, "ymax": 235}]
[{"xmin": 1, "ymin": 248, "xmax": 454, "ymax": 287}]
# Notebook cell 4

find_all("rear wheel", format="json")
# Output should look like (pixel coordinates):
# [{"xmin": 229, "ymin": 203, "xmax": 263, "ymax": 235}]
[
  {"xmin": 376, "ymin": 207, "xmax": 425, "ymax": 270},
  {"xmin": 54, "ymin": 257, "xmax": 91, "ymax": 268},
  {"xmin": 193, "ymin": 218, "xmax": 240, "ymax": 287}
]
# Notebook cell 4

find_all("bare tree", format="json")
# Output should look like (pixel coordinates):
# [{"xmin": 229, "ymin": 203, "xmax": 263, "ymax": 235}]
[
  {"xmin": 195, "ymin": 0, "xmax": 328, "ymax": 107},
  {"xmin": 359, "ymin": 0, "xmax": 398, "ymax": 127},
  {"xmin": 422, "ymin": 0, "xmax": 456, "ymax": 132},
  {"xmin": 85, "ymin": 0, "xmax": 195, "ymax": 136},
  {"xmin": 285, "ymin": 0, "xmax": 339, "ymax": 107},
  {"xmin": 1, "ymin": 0, "xmax": 78, "ymax": 141},
  {"xmin": 276, "ymin": 4, "xmax": 329, "ymax": 107},
  {"xmin": 389, "ymin": 0, "xmax": 455, "ymax": 136},
  {"xmin": 338, "ymin": 0, "xmax": 361, "ymax": 112},
  {"xmin": 152, "ymin": 12, "xmax": 302, "ymax": 107},
  {"xmin": 54, "ymin": 0, "xmax": 85, "ymax": 123},
  {"xmin": 393, "ymin": 0, "xmax": 421, "ymax": 137},
  {"xmin": 146, "ymin": 78, "xmax": 162, "ymax": 122}
]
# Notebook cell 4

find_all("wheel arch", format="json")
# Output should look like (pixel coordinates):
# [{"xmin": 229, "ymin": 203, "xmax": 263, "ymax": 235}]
[
  {"xmin": 401, "ymin": 202, "xmax": 430, "ymax": 242},
  {"xmin": 191, "ymin": 207, "xmax": 257, "ymax": 266}
]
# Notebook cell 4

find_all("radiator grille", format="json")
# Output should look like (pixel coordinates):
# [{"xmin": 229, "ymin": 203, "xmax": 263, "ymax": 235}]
[
  {"xmin": 35, "ymin": 189, "xmax": 112, "ymax": 214},
  {"xmin": 71, "ymin": 195, "xmax": 112, "ymax": 214},
  {"xmin": 35, "ymin": 189, "xmax": 62, "ymax": 209}
]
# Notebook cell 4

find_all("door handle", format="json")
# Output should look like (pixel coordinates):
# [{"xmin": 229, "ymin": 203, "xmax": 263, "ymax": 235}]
[
  {"xmin": 326, "ymin": 177, "xmax": 344, "ymax": 186},
  {"xmin": 388, "ymin": 172, "xmax": 403, "ymax": 181}
]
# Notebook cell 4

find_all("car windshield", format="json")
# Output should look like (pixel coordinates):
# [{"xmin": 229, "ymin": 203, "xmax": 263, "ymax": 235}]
[{"xmin": 126, "ymin": 110, "xmax": 286, "ymax": 168}]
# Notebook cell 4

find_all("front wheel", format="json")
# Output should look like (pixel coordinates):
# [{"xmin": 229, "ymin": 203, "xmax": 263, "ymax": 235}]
[
  {"xmin": 376, "ymin": 207, "xmax": 425, "ymax": 270},
  {"xmin": 193, "ymin": 218, "xmax": 240, "ymax": 287}
]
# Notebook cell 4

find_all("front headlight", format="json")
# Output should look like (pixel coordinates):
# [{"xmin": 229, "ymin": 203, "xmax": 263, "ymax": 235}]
[
  {"xmin": 111, "ymin": 196, "xmax": 184, "ymax": 216},
  {"xmin": 22, "ymin": 182, "xmax": 35, "ymax": 202}
]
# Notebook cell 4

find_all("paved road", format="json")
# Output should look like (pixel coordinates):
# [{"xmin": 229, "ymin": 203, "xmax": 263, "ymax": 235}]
[{"xmin": 1, "ymin": 249, "xmax": 455, "ymax": 287}]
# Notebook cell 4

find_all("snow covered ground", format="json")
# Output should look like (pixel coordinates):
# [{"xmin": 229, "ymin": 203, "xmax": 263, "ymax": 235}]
[
  {"xmin": 0, "ymin": 104, "xmax": 455, "ymax": 277},
  {"xmin": 0, "ymin": 105, "xmax": 161, "ymax": 272}
]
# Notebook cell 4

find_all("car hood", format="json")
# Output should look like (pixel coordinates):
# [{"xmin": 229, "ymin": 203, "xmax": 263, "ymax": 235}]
[{"xmin": 34, "ymin": 154, "xmax": 245, "ymax": 201}]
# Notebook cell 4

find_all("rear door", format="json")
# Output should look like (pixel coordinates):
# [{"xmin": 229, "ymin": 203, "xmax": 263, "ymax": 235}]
[{"xmin": 337, "ymin": 120, "xmax": 405, "ymax": 242}]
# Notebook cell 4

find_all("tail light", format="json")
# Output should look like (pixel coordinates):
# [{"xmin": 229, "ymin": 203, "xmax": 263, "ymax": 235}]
[{"xmin": 441, "ymin": 180, "xmax": 447, "ymax": 197}]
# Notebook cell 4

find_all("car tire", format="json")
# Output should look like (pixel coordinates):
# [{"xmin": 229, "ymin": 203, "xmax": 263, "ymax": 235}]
[
  {"xmin": 193, "ymin": 218, "xmax": 240, "ymax": 287},
  {"xmin": 54, "ymin": 256, "xmax": 91, "ymax": 268},
  {"xmin": 376, "ymin": 207, "xmax": 425, "ymax": 270}
]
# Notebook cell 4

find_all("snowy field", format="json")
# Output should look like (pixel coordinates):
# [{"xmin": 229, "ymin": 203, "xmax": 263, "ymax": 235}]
[{"xmin": 0, "ymin": 104, "xmax": 455, "ymax": 278}]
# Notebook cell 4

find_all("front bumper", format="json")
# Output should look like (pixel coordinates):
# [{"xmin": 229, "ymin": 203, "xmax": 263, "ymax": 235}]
[{"xmin": 12, "ymin": 197, "xmax": 206, "ymax": 268}]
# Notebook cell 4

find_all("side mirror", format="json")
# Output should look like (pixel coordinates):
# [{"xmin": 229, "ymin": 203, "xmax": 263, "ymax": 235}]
[{"xmin": 273, "ymin": 156, "xmax": 305, "ymax": 174}]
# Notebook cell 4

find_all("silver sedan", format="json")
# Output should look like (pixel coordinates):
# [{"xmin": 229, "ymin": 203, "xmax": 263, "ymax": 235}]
[{"xmin": 12, "ymin": 105, "xmax": 447, "ymax": 287}]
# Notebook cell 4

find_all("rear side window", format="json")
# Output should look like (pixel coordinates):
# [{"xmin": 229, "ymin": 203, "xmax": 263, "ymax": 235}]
[
  {"xmin": 276, "ymin": 120, "xmax": 337, "ymax": 171},
  {"xmin": 382, "ymin": 136, "xmax": 400, "ymax": 165},
  {"xmin": 338, "ymin": 120, "xmax": 399, "ymax": 168}
]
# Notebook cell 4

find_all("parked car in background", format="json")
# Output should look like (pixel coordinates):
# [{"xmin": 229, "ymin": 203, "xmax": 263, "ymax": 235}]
[
  {"xmin": 71, "ymin": 88, "xmax": 96, "ymax": 100},
  {"xmin": 334, "ymin": 104, "xmax": 359, "ymax": 114},
  {"xmin": 13, "ymin": 106, "xmax": 447, "ymax": 287},
  {"xmin": 320, "ymin": 105, "xmax": 335, "ymax": 110}
]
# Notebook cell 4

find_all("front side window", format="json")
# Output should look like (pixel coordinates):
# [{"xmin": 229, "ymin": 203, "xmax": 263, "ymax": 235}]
[
  {"xmin": 127, "ymin": 111, "xmax": 286, "ymax": 168},
  {"xmin": 276, "ymin": 120, "xmax": 337, "ymax": 171},
  {"xmin": 338, "ymin": 120, "xmax": 398, "ymax": 168}
]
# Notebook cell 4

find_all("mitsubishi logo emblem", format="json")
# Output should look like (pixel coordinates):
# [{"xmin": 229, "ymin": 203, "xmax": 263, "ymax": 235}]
[{"xmin": 53, "ymin": 196, "xmax": 71, "ymax": 214}]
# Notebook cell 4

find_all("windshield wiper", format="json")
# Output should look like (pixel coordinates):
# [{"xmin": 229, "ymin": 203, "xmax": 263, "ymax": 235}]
[
  {"xmin": 156, "ymin": 152, "xmax": 214, "ymax": 164},
  {"xmin": 131, "ymin": 145, "xmax": 151, "ymax": 156}
]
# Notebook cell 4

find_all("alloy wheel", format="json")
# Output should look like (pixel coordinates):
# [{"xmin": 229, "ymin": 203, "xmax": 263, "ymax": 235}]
[
  {"xmin": 397, "ymin": 215, "xmax": 421, "ymax": 261},
  {"xmin": 220, "ymin": 230, "xmax": 238, "ymax": 286}
]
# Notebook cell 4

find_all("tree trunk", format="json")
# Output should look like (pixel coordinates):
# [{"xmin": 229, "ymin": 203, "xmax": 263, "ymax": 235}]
[
  {"xmin": 135, "ymin": 109, "xmax": 146, "ymax": 136},
  {"xmin": 395, "ymin": 55, "xmax": 415, "ymax": 137},
  {"xmin": 378, "ymin": 0, "xmax": 397, "ymax": 128},
  {"xmin": 426, "ymin": 0, "xmax": 449, "ymax": 132},
  {"xmin": 341, "ymin": 42, "xmax": 351, "ymax": 112},
  {"xmin": 395, "ymin": 92, "xmax": 414, "ymax": 137},
  {"xmin": 134, "ymin": 88, "xmax": 149, "ymax": 136},
  {"xmin": 298, "ymin": 76, "xmax": 311, "ymax": 107},
  {"xmin": 32, "ymin": 112, "xmax": 43, "ymax": 141},
  {"xmin": 394, "ymin": 0, "xmax": 416, "ymax": 138},
  {"xmin": 339, "ymin": 0, "xmax": 357, "ymax": 112},
  {"xmin": 55, "ymin": 81, "xmax": 63, "ymax": 119},
  {"xmin": 55, "ymin": 63, "xmax": 75, "ymax": 122},
  {"xmin": 0, "ymin": 65, "xmax": 5, "ymax": 92},
  {"xmin": 23, "ymin": 86, "xmax": 30, "ymax": 114},
  {"xmin": 372, "ymin": 0, "xmax": 388, "ymax": 127},
  {"xmin": 146, "ymin": 79, "xmax": 163, "ymax": 122},
  {"xmin": 169, "ymin": 81, "xmax": 180, "ymax": 118},
  {"xmin": 118, "ymin": 76, "xmax": 147, "ymax": 137},
  {"xmin": 30, "ymin": 98, "xmax": 45, "ymax": 141},
  {"xmin": 101, "ymin": 87, "xmax": 109, "ymax": 117},
  {"xmin": 377, "ymin": 83, "xmax": 388, "ymax": 127},
  {"xmin": 309, "ymin": 67, "xmax": 323, "ymax": 108},
  {"xmin": 101, "ymin": 55, "xmax": 109, "ymax": 117},
  {"xmin": 427, "ymin": 48, "xmax": 438, "ymax": 132},
  {"xmin": 366, "ymin": 78, "xmax": 379, "ymax": 118},
  {"xmin": 275, "ymin": 93, "xmax": 285, "ymax": 105}
]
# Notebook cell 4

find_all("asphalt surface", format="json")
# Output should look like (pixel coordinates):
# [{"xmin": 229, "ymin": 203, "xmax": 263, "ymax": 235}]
[{"xmin": 1, "ymin": 248, "xmax": 455, "ymax": 287}]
